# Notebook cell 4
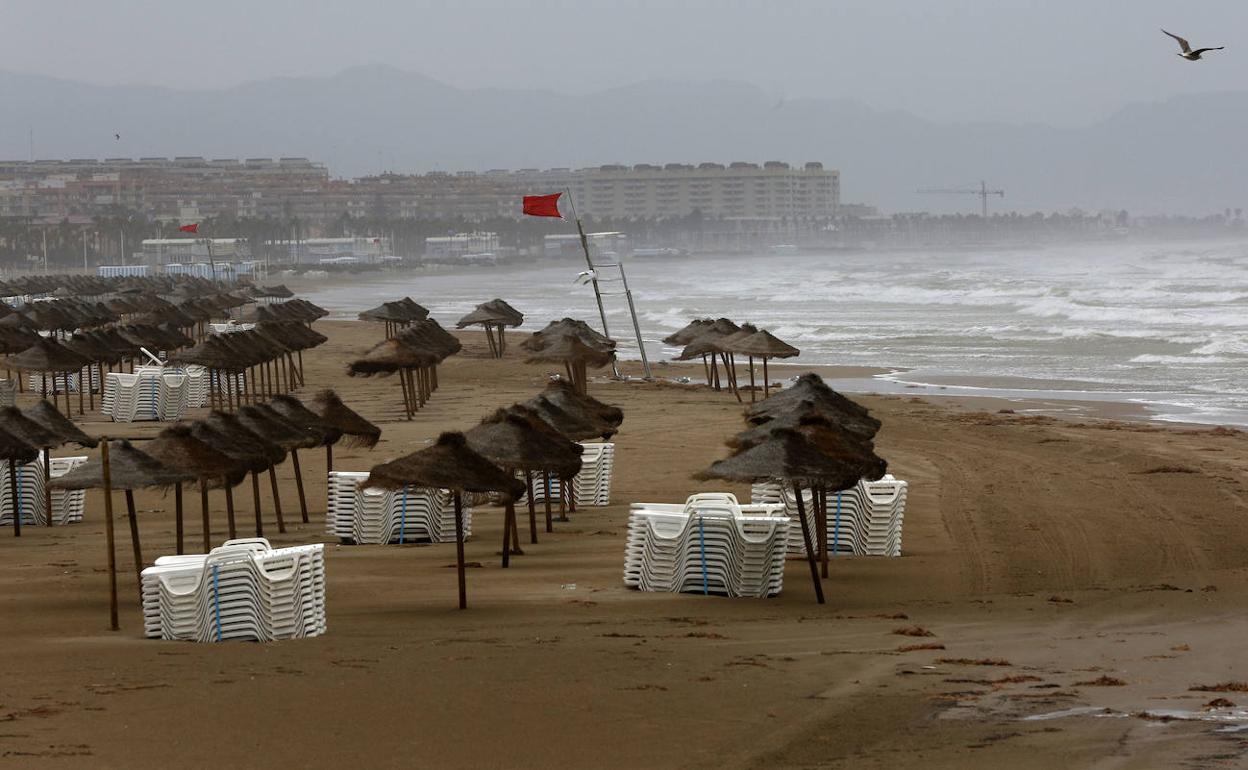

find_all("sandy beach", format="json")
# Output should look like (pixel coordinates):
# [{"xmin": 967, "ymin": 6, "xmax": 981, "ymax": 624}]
[{"xmin": 4, "ymin": 319, "xmax": 1248, "ymax": 768}]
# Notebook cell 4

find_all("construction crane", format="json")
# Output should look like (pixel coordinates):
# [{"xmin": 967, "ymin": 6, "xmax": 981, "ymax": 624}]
[{"xmin": 916, "ymin": 180, "xmax": 1005, "ymax": 218}]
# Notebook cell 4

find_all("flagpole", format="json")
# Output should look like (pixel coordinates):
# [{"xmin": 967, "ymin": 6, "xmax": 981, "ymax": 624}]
[{"xmin": 565, "ymin": 190, "xmax": 621, "ymax": 379}]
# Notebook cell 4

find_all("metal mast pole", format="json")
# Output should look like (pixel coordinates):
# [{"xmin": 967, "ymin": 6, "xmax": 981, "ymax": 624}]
[
  {"xmin": 565, "ymin": 191, "xmax": 620, "ymax": 378},
  {"xmin": 618, "ymin": 262, "xmax": 652, "ymax": 380}
]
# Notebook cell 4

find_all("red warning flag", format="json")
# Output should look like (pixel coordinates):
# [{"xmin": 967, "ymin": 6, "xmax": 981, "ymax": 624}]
[
  {"xmin": 178, "ymin": 223, "xmax": 199, "ymax": 233},
  {"xmin": 522, "ymin": 193, "xmax": 563, "ymax": 218}
]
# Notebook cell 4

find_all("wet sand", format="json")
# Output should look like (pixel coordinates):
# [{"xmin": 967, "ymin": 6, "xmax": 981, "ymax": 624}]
[{"xmin": 4, "ymin": 320, "xmax": 1248, "ymax": 768}]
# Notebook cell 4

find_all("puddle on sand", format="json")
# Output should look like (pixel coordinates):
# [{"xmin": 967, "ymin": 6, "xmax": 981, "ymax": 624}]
[{"xmin": 1024, "ymin": 706, "xmax": 1248, "ymax": 731}]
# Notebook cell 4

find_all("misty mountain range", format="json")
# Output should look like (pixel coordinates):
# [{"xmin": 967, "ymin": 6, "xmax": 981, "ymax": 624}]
[{"xmin": 0, "ymin": 65, "xmax": 1242, "ymax": 215}]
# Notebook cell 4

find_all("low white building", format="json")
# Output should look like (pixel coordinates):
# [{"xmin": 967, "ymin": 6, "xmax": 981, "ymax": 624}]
[
  {"xmin": 424, "ymin": 232, "xmax": 499, "ymax": 260},
  {"xmin": 543, "ymin": 232, "xmax": 627, "ymax": 259},
  {"xmin": 141, "ymin": 238, "xmax": 248, "ymax": 264}
]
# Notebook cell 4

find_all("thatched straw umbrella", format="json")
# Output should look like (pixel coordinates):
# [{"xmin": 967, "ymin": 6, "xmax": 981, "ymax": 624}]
[
  {"xmin": 146, "ymin": 425, "xmax": 247, "ymax": 553},
  {"xmin": 51, "ymin": 440, "xmax": 194, "ymax": 596},
  {"xmin": 0, "ymin": 425, "xmax": 39, "ymax": 538},
  {"xmin": 3, "ymin": 337, "xmax": 92, "ymax": 417},
  {"xmin": 746, "ymin": 374, "xmax": 881, "ymax": 441},
  {"xmin": 525, "ymin": 336, "xmax": 616, "ymax": 395},
  {"xmin": 663, "ymin": 318, "xmax": 713, "ymax": 347},
  {"xmin": 366, "ymin": 432, "xmax": 525, "ymax": 609},
  {"xmin": 466, "ymin": 407, "xmax": 583, "ymax": 557},
  {"xmin": 347, "ymin": 339, "xmax": 438, "ymax": 421},
  {"xmin": 238, "ymin": 404, "xmax": 321, "ymax": 525},
  {"xmin": 730, "ymin": 408, "xmax": 887, "ymax": 577},
  {"xmin": 696, "ymin": 428, "xmax": 874, "ymax": 604},
  {"xmin": 21, "ymin": 400, "xmax": 98, "ymax": 529},
  {"xmin": 674, "ymin": 318, "xmax": 740, "ymax": 394},
  {"xmin": 456, "ymin": 299, "xmax": 524, "ymax": 358},
  {"xmin": 729, "ymin": 330, "xmax": 800, "ymax": 399},
  {"xmin": 196, "ymin": 412, "xmax": 287, "ymax": 537},
  {"xmin": 312, "ymin": 390, "xmax": 381, "ymax": 475},
  {"xmin": 358, "ymin": 299, "xmax": 429, "ymax": 339},
  {"xmin": 539, "ymin": 380, "xmax": 624, "ymax": 434},
  {"xmin": 0, "ymin": 406, "xmax": 61, "ymax": 536}
]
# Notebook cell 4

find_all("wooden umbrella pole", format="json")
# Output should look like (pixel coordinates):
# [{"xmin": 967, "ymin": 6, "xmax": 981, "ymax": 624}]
[
  {"xmin": 124, "ymin": 489, "xmax": 143, "ymax": 591},
  {"xmin": 268, "ymin": 464, "xmax": 286, "ymax": 534},
  {"xmin": 558, "ymin": 476, "xmax": 568, "ymax": 522},
  {"xmin": 101, "ymin": 440, "xmax": 118, "ymax": 630},
  {"xmin": 297, "ymin": 349, "xmax": 304, "ymax": 382},
  {"xmin": 399, "ymin": 369, "xmax": 413, "ymax": 420},
  {"xmin": 501, "ymin": 498, "xmax": 514, "ymax": 567},
  {"xmin": 326, "ymin": 444, "xmax": 333, "ymax": 475},
  {"xmin": 485, "ymin": 326, "xmax": 497, "ymax": 358},
  {"xmin": 728, "ymin": 354, "xmax": 742, "ymax": 403},
  {"xmin": 77, "ymin": 370, "xmax": 84, "ymax": 415},
  {"xmin": 543, "ymin": 472, "xmax": 553, "ymax": 533},
  {"xmin": 763, "ymin": 358, "xmax": 770, "ymax": 397},
  {"xmin": 525, "ymin": 472, "xmax": 538, "ymax": 544},
  {"xmin": 291, "ymin": 449, "xmax": 309, "ymax": 523},
  {"xmin": 43, "ymin": 448, "xmax": 53, "ymax": 528},
  {"xmin": 251, "ymin": 471, "xmax": 264, "ymax": 537},
  {"xmin": 224, "ymin": 485, "xmax": 236, "ymax": 540},
  {"xmin": 199, "ymin": 479, "xmax": 211, "ymax": 551},
  {"xmin": 454, "ymin": 491, "xmax": 467, "ymax": 610},
  {"xmin": 748, "ymin": 356, "xmax": 756, "ymax": 403},
  {"xmin": 792, "ymin": 485, "xmax": 825, "ymax": 604},
  {"xmin": 174, "ymin": 482, "xmax": 183, "ymax": 555}
]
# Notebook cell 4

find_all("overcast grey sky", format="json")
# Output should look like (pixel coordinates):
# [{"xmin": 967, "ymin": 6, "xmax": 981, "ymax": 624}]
[{"xmin": 2, "ymin": 0, "xmax": 1242, "ymax": 125}]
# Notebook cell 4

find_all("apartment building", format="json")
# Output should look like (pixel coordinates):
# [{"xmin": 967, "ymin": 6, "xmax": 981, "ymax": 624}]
[{"xmin": 510, "ymin": 161, "xmax": 838, "ymax": 220}]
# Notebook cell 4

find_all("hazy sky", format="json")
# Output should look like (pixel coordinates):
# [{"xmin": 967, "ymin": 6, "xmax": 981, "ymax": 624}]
[{"xmin": 2, "ymin": 0, "xmax": 1243, "ymax": 125}]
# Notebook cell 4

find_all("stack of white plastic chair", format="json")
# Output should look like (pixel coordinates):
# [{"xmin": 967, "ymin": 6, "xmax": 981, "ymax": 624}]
[
  {"xmin": 209, "ymin": 322, "xmax": 255, "ymax": 334},
  {"xmin": 179, "ymin": 365, "xmax": 211, "ymax": 408},
  {"xmin": 624, "ymin": 493, "xmax": 789, "ymax": 598},
  {"xmin": 28, "ymin": 367, "xmax": 100, "ymax": 395},
  {"xmin": 102, "ymin": 368, "xmax": 189, "ymax": 422},
  {"xmin": 520, "ymin": 442, "xmax": 616, "ymax": 507},
  {"xmin": 752, "ymin": 476, "xmax": 907, "ymax": 557},
  {"xmin": 0, "ymin": 459, "xmax": 45, "ymax": 527},
  {"xmin": 326, "ymin": 471, "xmax": 469, "ymax": 545},
  {"xmin": 46, "ymin": 454, "xmax": 88, "ymax": 525},
  {"xmin": 0, "ymin": 379, "xmax": 14, "ymax": 408},
  {"xmin": 751, "ymin": 482, "xmax": 817, "ymax": 556},
  {"xmin": 140, "ymin": 538, "xmax": 326, "ymax": 642}
]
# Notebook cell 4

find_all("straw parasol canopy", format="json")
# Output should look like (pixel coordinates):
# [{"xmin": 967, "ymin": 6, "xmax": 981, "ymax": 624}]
[
  {"xmin": 696, "ymin": 427, "xmax": 877, "ymax": 605},
  {"xmin": 268, "ymin": 395, "xmax": 342, "ymax": 447},
  {"xmin": 347, "ymin": 338, "xmax": 437, "ymax": 376},
  {"xmin": 663, "ymin": 318, "xmax": 714, "ymax": 346},
  {"xmin": 523, "ymin": 393, "xmax": 615, "ymax": 441},
  {"xmin": 455, "ymin": 299, "xmax": 522, "ymax": 359},
  {"xmin": 51, "ymin": 439, "xmax": 193, "ymax": 491},
  {"xmin": 540, "ymin": 379, "xmax": 624, "ymax": 430},
  {"xmin": 21, "ymin": 401, "xmax": 98, "ymax": 448},
  {"xmin": 237, "ymin": 404, "xmax": 321, "ymax": 451},
  {"xmin": 3, "ymin": 337, "xmax": 92, "ymax": 372},
  {"xmin": 0, "ymin": 405, "xmax": 62, "ymax": 449},
  {"xmin": 146, "ymin": 425, "xmax": 247, "ymax": 489},
  {"xmin": 747, "ymin": 373, "xmax": 881, "ymax": 440},
  {"xmin": 367, "ymin": 432, "xmax": 522, "ymax": 497},
  {"xmin": 465, "ymin": 408, "xmax": 584, "ymax": 479},
  {"xmin": 730, "ymin": 329, "xmax": 800, "ymax": 359},
  {"xmin": 366, "ymin": 432, "xmax": 525, "ymax": 609},
  {"xmin": 312, "ymin": 390, "xmax": 381, "ymax": 448},
  {"xmin": 729, "ymin": 409, "xmax": 887, "ymax": 481},
  {"xmin": 198, "ymin": 411, "xmax": 286, "ymax": 468},
  {"xmin": 0, "ymin": 427, "xmax": 38, "ymax": 466},
  {"xmin": 456, "ymin": 299, "xmax": 524, "ymax": 329}
]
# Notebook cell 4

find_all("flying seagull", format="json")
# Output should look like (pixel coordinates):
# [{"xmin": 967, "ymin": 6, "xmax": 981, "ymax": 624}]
[{"xmin": 1162, "ymin": 29, "xmax": 1224, "ymax": 60}]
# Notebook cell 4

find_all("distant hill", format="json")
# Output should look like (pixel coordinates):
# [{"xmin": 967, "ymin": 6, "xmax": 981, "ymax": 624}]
[{"xmin": 0, "ymin": 65, "xmax": 1243, "ymax": 215}]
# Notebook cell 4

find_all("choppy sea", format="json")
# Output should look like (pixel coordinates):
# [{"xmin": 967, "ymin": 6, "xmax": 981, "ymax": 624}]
[{"xmin": 300, "ymin": 239, "xmax": 1248, "ymax": 426}]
